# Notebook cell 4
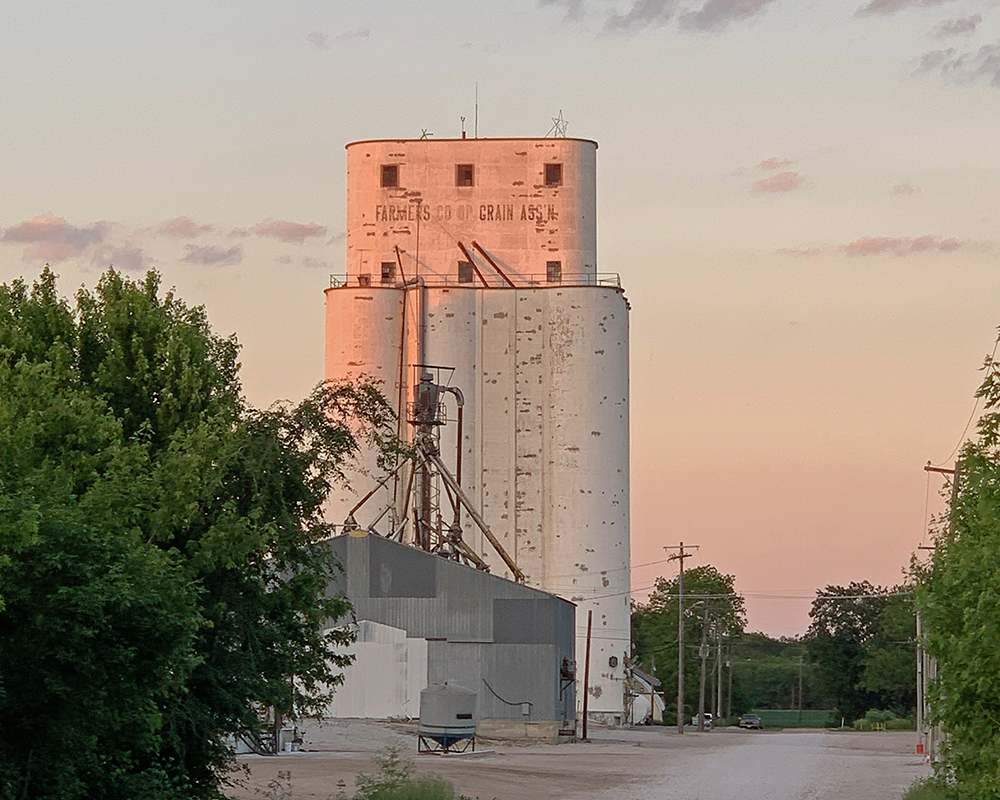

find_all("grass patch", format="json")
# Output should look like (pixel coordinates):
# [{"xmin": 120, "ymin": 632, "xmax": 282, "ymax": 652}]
[{"xmin": 750, "ymin": 709, "xmax": 835, "ymax": 729}]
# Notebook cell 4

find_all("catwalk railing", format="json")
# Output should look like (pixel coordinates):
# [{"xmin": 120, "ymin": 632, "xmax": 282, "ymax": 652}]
[{"xmin": 328, "ymin": 272, "xmax": 623, "ymax": 290}]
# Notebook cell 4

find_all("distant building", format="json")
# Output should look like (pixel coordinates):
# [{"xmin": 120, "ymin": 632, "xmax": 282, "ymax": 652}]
[{"xmin": 325, "ymin": 136, "xmax": 630, "ymax": 723}]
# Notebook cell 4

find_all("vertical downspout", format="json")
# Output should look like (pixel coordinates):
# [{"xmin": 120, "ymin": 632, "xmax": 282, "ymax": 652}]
[
  {"xmin": 398, "ymin": 271, "xmax": 426, "ymax": 547},
  {"xmin": 442, "ymin": 387, "xmax": 466, "ymax": 535},
  {"xmin": 393, "ymin": 250, "xmax": 409, "ymax": 524},
  {"xmin": 402, "ymin": 277, "xmax": 427, "ymax": 378}
]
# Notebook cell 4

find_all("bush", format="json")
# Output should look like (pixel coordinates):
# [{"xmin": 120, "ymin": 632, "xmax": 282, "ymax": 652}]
[
  {"xmin": 348, "ymin": 747, "xmax": 482, "ymax": 800},
  {"xmin": 853, "ymin": 709, "xmax": 913, "ymax": 731},
  {"xmin": 902, "ymin": 777, "xmax": 951, "ymax": 800}
]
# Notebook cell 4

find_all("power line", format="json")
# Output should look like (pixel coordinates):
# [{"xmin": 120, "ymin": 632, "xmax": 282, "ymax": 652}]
[
  {"xmin": 575, "ymin": 584, "xmax": 915, "ymax": 603},
  {"xmin": 930, "ymin": 333, "xmax": 999, "ymax": 466},
  {"xmin": 543, "ymin": 556, "xmax": 675, "ymax": 581}
]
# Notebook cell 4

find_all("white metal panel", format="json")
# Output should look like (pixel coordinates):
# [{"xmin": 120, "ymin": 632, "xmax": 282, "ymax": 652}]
[{"xmin": 325, "ymin": 621, "xmax": 427, "ymax": 720}]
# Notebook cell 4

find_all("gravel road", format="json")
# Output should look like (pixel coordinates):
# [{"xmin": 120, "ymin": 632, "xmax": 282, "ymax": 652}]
[
  {"xmin": 586, "ymin": 729, "xmax": 929, "ymax": 800},
  {"xmin": 230, "ymin": 722, "xmax": 930, "ymax": 800}
]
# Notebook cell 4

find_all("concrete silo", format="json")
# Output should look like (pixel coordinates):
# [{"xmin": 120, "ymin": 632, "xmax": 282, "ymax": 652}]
[{"xmin": 325, "ymin": 136, "xmax": 630, "ymax": 724}]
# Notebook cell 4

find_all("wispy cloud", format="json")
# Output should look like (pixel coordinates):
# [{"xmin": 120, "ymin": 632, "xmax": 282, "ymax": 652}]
[
  {"xmin": 183, "ymin": 244, "xmax": 243, "ymax": 266},
  {"xmin": 459, "ymin": 41, "xmax": 502, "ymax": 53},
  {"xmin": 778, "ymin": 235, "xmax": 992, "ymax": 257},
  {"xmin": 751, "ymin": 171, "xmax": 804, "ymax": 194},
  {"xmin": 915, "ymin": 41, "xmax": 1000, "ymax": 87},
  {"xmin": 91, "ymin": 243, "xmax": 149, "ymax": 272},
  {"xmin": 308, "ymin": 27, "xmax": 371, "ymax": 50},
  {"xmin": 1, "ymin": 214, "xmax": 108, "ymax": 261},
  {"xmin": 842, "ymin": 235, "xmax": 990, "ymax": 256},
  {"xmin": 335, "ymin": 26, "xmax": 370, "ymax": 42},
  {"xmin": 603, "ymin": 0, "xmax": 680, "ymax": 32},
  {"xmin": 679, "ymin": 0, "xmax": 778, "ymax": 32},
  {"xmin": 758, "ymin": 157, "xmax": 796, "ymax": 172},
  {"xmin": 156, "ymin": 216, "xmax": 213, "ymax": 238},
  {"xmin": 932, "ymin": 12, "xmax": 982, "ymax": 37},
  {"xmin": 732, "ymin": 156, "xmax": 796, "ymax": 176},
  {"xmin": 891, "ymin": 181, "xmax": 919, "ymax": 196},
  {"xmin": 306, "ymin": 31, "xmax": 330, "ymax": 50},
  {"xmin": 916, "ymin": 46, "xmax": 958, "ymax": 71},
  {"xmin": 855, "ymin": 0, "xmax": 959, "ymax": 17},
  {"xmin": 251, "ymin": 219, "xmax": 328, "ymax": 244},
  {"xmin": 777, "ymin": 247, "xmax": 823, "ymax": 257},
  {"xmin": 539, "ymin": 0, "xmax": 586, "ymax": 21},
  {"xmin": 301, "ymin": 256, "xmax": 336, "ymax": 270}
]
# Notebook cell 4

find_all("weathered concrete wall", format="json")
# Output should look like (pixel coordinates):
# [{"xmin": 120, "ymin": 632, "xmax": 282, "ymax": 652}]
[
  {"xmin": 476, "ymin": 720, "xmax": 563, "ymax": 744},
  {"xmin": 346, "ymin": 138, "xmax": 597, "ymax": 284},
  {"xmin": 325, "ymin": 284, "xmax": 630, "ymax": 719}
]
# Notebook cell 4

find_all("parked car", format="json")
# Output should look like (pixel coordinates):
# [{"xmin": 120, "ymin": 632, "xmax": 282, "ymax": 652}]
[
  {"xmin": 691, "ymin": 712, "xmax": 714, "ymax": 730},
  {"xmin": 740, "ymin": 713, "xmax": 763, "ymax": 729}
]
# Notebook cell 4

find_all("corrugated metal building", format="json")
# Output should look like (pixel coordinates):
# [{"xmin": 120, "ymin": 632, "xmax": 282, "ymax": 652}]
[{"xmin": 324, "ymin": 532, "xmax": 577, "ymax": 741}]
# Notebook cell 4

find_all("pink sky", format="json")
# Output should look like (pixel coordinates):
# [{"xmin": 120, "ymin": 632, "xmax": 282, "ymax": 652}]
[{"xmin": 3, "ymin": 0, "xmax": 999, "ymax": 634}]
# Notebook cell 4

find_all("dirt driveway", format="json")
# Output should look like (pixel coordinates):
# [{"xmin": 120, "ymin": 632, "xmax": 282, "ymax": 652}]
[{"xmin": 228, "ymin": 721, "xmax": 930, "ymax": 800}]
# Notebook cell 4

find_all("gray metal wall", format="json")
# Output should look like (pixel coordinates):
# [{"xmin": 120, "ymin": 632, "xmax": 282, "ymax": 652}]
[{"xmin": 325, "ymin": 534, "xmax": 575, "ymax": 723}]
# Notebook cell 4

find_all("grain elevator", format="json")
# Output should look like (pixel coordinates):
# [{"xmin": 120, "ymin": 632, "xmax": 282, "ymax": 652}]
[{"xmin": 325, "ymin": 136, "xmax": 630, "ymax": 724}]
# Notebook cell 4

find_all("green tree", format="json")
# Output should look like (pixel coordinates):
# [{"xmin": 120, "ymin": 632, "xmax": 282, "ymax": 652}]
[
  {"xmin": 726, "ymin": 632, "xmax": 819, "ymax": 715},
  {"xmin": 0, "ymin": 268, "xmax": 395, "ymax": 799},
  {"xmin": 920, "ymin": 339, "xmax": 1000, "ymax": 799},
  {"xmin": 805, "ymin": 581, "xmax": 914, "ymax": 723},
  {"xmin": 632, "ymin": 565, "xmax": 746, "ymax": 721}
]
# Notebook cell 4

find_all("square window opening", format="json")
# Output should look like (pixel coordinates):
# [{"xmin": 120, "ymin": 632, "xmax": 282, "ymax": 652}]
[
  {"xmin": 546, "ymin": 260, "xmax": 562, "ymax": 282},
  {"xmin": 458, "ymin": 261, "xmax": 475, "ymax": 283},
  {"xmin": 544, "ymin": 163, "xmax": 563, "ymax": 187},
  {"xmin": 381, "ymin": 164, "xmax": 399, "ymax": 188},
  {"xmin": 381, "ymin": 262, "xmax": 396, "ymax": 284},
  {"xmin": 456, "ymin": 164, "xmax": 474, "ymax": 187}
]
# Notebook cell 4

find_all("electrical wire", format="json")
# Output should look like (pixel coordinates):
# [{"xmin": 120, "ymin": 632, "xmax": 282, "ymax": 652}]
[
  {"xmin": 930, "ymin": 332, "xmax": 1000, "ymax": 467},
  {"xmin": 543, "ymin": 556, "xmax": 673, "ymax": 581},
  {"xmin": 576, "ymin": 584, "xmax": 915, "ymax": 603},
  {"xmin": 482, "ymin": 677, "xmax": 531, "ymax": 709}
]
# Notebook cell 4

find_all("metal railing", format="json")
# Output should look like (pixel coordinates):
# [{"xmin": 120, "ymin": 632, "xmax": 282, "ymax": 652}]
[{"xmin": 328, "ymin": 272, "xmax": 622, "ymax": 289}]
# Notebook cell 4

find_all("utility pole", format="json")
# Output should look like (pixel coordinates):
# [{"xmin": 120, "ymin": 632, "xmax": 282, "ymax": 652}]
[
  {"xmin": 920, "ymin": 461, "xmax": 960, "ymax": 761},
  {"xmin": 716, "ymin": 628, "xmax": 723, "ymax": 720},
  {"xmin": 650, "ymin": 653, "xmax": 657, "ymax": 725},
  {"xmin": 666, "ymin": 542, "xmax": 698, "ymax": 734},
  {"xmin": 917, "ymin": 537, "xmax": 939, "ymax": 757},
  {"xmin": 583, "ymin": 609, "xmax": 592, "ymax": 741},
  {"xmin": 726, "ymin": 655, "xmax": 732, "ymax": 719},
  {"xmin": 916, "ymin": 606, "xmax": 924, "ymax": 754},
  {"xmin": 798, "ymin": 654, "xmax": 804, "ymax": 724},
  {"xmin": 697, "ymin": 604, "xmax": 710, "ymax": 731}
]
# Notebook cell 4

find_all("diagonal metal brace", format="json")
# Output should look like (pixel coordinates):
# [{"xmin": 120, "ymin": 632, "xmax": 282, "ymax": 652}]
[{"xmin": 425, "ymin": 450, "xmax": 525, "ymax": 582}]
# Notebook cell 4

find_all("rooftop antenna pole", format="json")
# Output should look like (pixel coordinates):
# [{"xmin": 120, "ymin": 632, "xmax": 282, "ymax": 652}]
[{"xmin": 475, "ymin": 82, "xmax": 479, "ymax": 138}]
